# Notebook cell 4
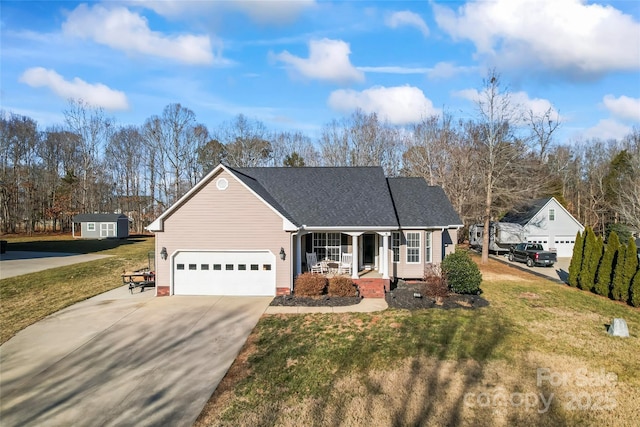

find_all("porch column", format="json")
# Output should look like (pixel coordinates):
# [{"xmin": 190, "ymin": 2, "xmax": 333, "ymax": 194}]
[
  {"xmin": 295, "ymin": 232, "xmax": 302, "ymax": 277},
  {"xmin": 378, "ymin": 232, "xmax": 390, "ymax": 279},
  {"xmin": 346, "ymin": 232, "xmax": 363, "ymax": 279}
]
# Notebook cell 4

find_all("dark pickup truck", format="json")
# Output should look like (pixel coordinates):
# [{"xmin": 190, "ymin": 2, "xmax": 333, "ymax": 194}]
[{"xmin": 508, "ymin": 243, "xmax": 557, "ymax": 267}]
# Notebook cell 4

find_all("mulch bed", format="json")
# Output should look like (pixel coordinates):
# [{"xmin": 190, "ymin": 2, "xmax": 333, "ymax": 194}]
[
  {"xmin": 385, "ymin": 288, "xmax": 489, "ymax": 310},
  {"xmin": 270, "ymin": 286, "xmax": 489, "ymax": 310},
  {"xmin": 270, "ymin": 295, "xmax": 362, "ymax": 307}
]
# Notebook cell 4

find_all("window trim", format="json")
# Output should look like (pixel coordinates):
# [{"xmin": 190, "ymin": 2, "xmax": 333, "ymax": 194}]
[
  {"xmin": 406, "ymin": 232, "xmax": 421, "ymax": 264},
  {"xmin": 425, "ymin": 231, "xmax": 432, "ymax": 263},
  {"xmin": 391, "ymin": 232, "xmax": 400, "ymax": 263},
  {"xmin": 312, "ymin": 232, "xmax": 341, "ymax": 261},
  {"xmin": 87, "ymin": 222, "xmax": 96, "ymax": 231}
]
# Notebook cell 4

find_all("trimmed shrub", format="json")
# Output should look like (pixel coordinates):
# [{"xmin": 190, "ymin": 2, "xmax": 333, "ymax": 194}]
[
  {"xmin": 568, "ymin": 230, "xmax": 584, "ymax": 288},
  {"xmin": 594, "ymin": 231, "xmax": 619, "ymax": 297},
  {"xmin": 441, "ymin": 250, "xmax": 482, "ymax": 294},
  {"xmin": 630, "ymin": 270, "xmax": 640, "ymax": 307},
  {"xmin": 622, "ymin": 238, "xmax": 638, "ymax": 303},
  {"xmin": 579, "ymin": 228, "xmax": 601, "ymax": 291},
  {"xmin": 611, "ymin": 245, "xmax": 628, "ymax": 302},
  {"xmin": 328, "ymin": 276, "xmax": 358, "ymax": 297},
  {"xmin": 294, "ymin": 273, "xmax": 327, "ymax": 297},
  {"xmin": 422, "ymin": 264, "xmax": 449, "ymax": 298}
]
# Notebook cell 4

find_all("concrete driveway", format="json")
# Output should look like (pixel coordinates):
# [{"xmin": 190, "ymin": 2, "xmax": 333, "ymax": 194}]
[
  {"xmin": 491, "ymin": 254, "xmax": 571, "ymax": 283},
  {"xmin": 0, "ymin": 286, "xmax": 272, "ymax": 426}
]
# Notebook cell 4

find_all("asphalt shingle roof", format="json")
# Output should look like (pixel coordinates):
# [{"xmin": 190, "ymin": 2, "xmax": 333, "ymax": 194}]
[
  {"xmin": 231, "ymin": 166, "xmax": 399, "ymax": 227},
  {"xmin": 227, "ymin": 166, "xmax": 462, "ymax": 229},
  {"xmin": 500, "ymin": 198, "xmax": 552, "ymax": 225},
  {"xmin": 73, "ymin": 213, "xmax": 128, "ymax": 222},
  {"xmin": 387, "ymin": 178, "xmax": 463, "ymax": 227}
]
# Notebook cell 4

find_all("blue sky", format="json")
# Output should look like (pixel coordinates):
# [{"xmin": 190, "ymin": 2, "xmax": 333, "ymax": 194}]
[{"xmin": 2, "ymin": 0, "xmax": 639, "ymax": 142}]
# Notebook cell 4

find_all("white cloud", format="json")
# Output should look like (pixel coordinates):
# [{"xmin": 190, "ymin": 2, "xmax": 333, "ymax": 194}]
[
  {"xmin": 128, "ymin": 0, "xmax": 316, "ymax": 25},
  {"xmin": 19, "ymin": 67, "xmax": 129, "ymax": 110},
  {"xmin": 603, "ymin": 95, "xmax": 640, "ymax": 122},
  {"xmin": 328, "ymin": 85, "xmax": 438, "ymax": 125},
  {"xmin": 433, "ymin": 0, "xmax": 640, "ymax": 77},
  {"xmin": 272, "ymin": 38, "xmax": 364, "ymax": 84},
  {"xmin": 385, "ymin": 11, "xmax": 429, "ymax": 37},
  {"xmin": 62, "ymin": 4, "xmax": 222, "ymax": 66},
  {"xmin": 426, "ymin": 62, "xmax": 476, "ymax": 79},
  {"xmin": 583, "ymin": 119, "xmax": 632, "ymax": 141}
]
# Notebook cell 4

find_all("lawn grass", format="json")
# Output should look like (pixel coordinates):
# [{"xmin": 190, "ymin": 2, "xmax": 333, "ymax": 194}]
[
  {"xmin": 196, "ymin": 256, "xmax": 640, "ymax": 427},
  {"xmin": 0, "ymin": 234, "xmax": 154, "ymax": 344}
]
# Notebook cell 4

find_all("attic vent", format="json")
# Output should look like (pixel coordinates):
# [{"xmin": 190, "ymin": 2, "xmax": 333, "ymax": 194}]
[{"xmin": 216, "ymin": 178, "xmax": 228, "ymax": 190}]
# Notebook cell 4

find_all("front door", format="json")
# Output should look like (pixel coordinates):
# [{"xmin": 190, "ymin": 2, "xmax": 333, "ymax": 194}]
[{"xmin": 363, "ymin": 234, "xmax": 375, "ymax": 266}]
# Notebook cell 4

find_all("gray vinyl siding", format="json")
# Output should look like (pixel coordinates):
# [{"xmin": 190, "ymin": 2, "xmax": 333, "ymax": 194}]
[
  {"xmin": 155, "ymin": 169, "xmax": 291, "ymax": 291},
  {"xmin": 81, "ymin": 222, "xmax": 101, "ymax": 239}
]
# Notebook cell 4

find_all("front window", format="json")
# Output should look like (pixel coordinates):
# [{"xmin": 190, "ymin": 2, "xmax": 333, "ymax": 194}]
[
  {"xmin": 87, "ymin": 222, "xmax": 95, "ymax": 231},
  {"xmin": 406, "ymin": 232, "xmax": 420, "ymax": 263},
  {"xmin": 313, "ymin": 232, "xmax": 340, "ymax": 261},
  {"xmin": 392, "ymin": 232, "xmax": 400, "ymax": 263},
  {"xmin": 549, "ymin": 208, "xmax": 555, "ymax": 221},
  {"xmin": 425, "ymin": 231, "xmax": 432, "ymax": 263}
]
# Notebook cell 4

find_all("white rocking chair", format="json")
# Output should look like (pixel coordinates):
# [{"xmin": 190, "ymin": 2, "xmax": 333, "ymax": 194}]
[
  {"xmin": 306, "ymin": 252, "xmax": 326, "ymax": 274},
  {"xmin": 339, "ymin": 253, "xmax": 352, "ymax": 275}
]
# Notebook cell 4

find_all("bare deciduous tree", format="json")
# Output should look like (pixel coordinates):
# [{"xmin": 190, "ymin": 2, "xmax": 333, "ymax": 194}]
[
  {"xmin": 473, "ymin": 70, "xmax": 535, "ymax": 264},
  {"xmin": 217, "ymin": 114, "xmax": 272, "ymax": 167},
  {"xmin": 63, "ymin": 99, "xmax": 114, "ymax": 213}
]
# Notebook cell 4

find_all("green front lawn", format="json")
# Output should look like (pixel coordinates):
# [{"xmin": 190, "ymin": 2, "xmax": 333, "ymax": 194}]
[
  {"xmin": 196, "ymin": 257, "xmax": 640, "ymax": 427},
  {"xmin": 0, "ymin": 235, "xmax": 154, "ymax": 344}
]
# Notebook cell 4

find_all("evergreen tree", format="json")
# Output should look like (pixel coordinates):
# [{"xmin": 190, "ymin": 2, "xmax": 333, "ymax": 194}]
[
  {"xmin": 568, "ymin": 230, "xmax": 584, "ymax": 288},
  {"xmin": 630, "ymin": 270, "xmax": 640, "ymax": 307},
  {"xmin": 588, "ymin": 235, "xmax": 604, "ymax": 292},
  {"xmin": 621, "ymin": 238, "xmax": 638, "ymax": 303},
  {"xmin": 595, "ymin": 232, "xmax": 619, "ymax": 297},
  {"xmin": 578, "ymin": 228, "xmax": 599, "ymax": 291},
  {"xmin": 611, "ymin": 245, "xmax": 628, "ymax": 301}
]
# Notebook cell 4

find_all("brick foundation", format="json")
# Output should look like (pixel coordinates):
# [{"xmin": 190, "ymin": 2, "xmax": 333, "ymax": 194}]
[
  {"xmin": 276, "ymin": 287, "xmax": 291, "ymax": 296},
  {"xmin": 353, "ymin": 278, "xmax": 389, "ymax": 298},
  {"xmin": 156, "ymin": 286, "xmax": 170, "ymax": 296}
]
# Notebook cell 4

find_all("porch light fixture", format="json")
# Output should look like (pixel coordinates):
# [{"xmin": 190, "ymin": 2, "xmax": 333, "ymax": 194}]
[
  {"xmin": 160, "ymin": 247, "xmax": 168, "ymax": 260},
  {"xmin": 279, "ymin": 247, "xmax": 286, "ymax": 261}
]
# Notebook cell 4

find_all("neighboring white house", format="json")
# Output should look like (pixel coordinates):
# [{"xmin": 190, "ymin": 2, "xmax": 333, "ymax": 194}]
[{"xmin": 501, "ymin": 197, "xmax": 584, "ymax": 257}]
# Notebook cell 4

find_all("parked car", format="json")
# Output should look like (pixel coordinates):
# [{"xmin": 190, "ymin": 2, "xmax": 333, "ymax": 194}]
[{"xmin": 508, "ymin": 243, "xmax": 557, "ymax": 267}]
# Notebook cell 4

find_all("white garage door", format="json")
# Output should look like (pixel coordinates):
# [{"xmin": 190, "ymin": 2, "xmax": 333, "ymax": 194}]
[
  {"xmin": 173, "ymin": 250, "xmax": 276, "ymax": 296},
  {"xmin": 552, "ymin": 236, "xmax": 576, "ymax": 257},
  {"xmin": 527, "ymin": 236, "xmax": 550, "ymax": 251}
]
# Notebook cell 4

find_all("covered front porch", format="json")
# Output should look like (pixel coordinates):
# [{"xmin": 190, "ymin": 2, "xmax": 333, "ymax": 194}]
[{"xmin": 291, "ymin": 230, "xmax": 392, "ymax": 298}]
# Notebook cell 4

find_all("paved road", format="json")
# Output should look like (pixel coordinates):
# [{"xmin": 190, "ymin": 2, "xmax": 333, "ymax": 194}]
[
  {"xmin": 0, "ymin": 251, "xmax": 111, "ymax": 279},
  {"xmin": 0, "ymin": 286, "xmax": 272, "ymax": 427}
]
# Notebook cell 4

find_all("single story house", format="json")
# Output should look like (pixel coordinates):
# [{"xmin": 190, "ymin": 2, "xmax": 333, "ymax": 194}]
[
  {"xmin": 501, "ymin": 197, "xmax": 584, "ymax": 257},
  {"xmin": 72, "ymin": 213, "xmax": 129, "ymax": 239},
  {"xmin": 147, "ymin": 164, "xmax": 463, "ymax": 297}
]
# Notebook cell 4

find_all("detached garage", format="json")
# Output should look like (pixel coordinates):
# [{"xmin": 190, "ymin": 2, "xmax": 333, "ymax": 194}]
[
  {"xmin": 502, "ymin": 197, "xmax": 584, "ymax": 258},
  {"xmin": 172, "ymin": 250, "xmax": 276, "ymax": 296},
  {"xmin": 72, "ymin": 213, "xmax": 129, "ymax": 239}
]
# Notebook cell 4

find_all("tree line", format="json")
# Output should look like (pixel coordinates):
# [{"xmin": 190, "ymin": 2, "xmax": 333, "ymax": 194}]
[{"xmin": 1, "ymin": 72, "xmax": 638, "ymax": 248}]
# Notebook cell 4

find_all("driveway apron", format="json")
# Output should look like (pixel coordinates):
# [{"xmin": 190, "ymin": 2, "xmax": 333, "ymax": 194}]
[{"xmin": 0, "ymin": 286, "xmax": 272, "ymax": 427}]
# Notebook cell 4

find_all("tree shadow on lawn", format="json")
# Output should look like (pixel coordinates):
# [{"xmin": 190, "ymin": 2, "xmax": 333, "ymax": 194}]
[
  {"xmin": 239, "ymin": 309, "xmax": 574, "ymax": 427},
  {"xmin": 6, "ymin": 238, "xmax": 142, "ymax": 256}
]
